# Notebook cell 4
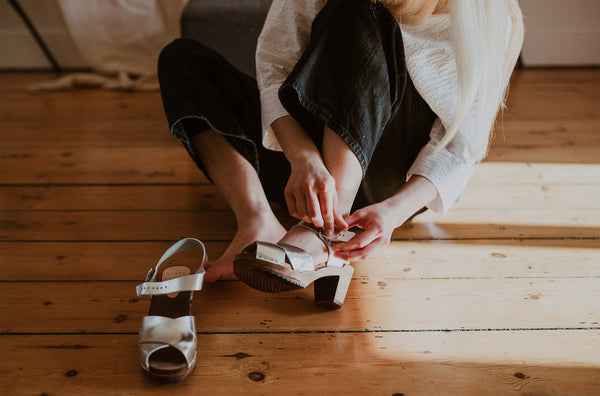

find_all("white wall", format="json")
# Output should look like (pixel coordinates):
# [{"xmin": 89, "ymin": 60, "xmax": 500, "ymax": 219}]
[
  {"xmin": 520, "ymin": 0, "xmax": 600, "ymax": 66},
  {"xmin": 0, "ymin": 0, "xmax": 85, "ymax": 69}
]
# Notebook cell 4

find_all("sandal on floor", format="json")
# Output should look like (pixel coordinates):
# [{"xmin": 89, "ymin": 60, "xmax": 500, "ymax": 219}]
[
  {"xmin": 135, "ymin": 238, "xmax": 207, "ymax": 383},
  {"xmin": 233, "ymin": 222, "xmax": 355, "ymax": 310}
]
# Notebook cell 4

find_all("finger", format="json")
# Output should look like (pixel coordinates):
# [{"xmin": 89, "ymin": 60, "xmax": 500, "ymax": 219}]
[
  {"xmin": 331, "ymin": 192, "xmax": 348, "ymax": 232},
  {"xmin": 333, "ymin": 212, "xmax": 348, "ymax": 233},
  {"xmin": 333, "ymin": 226, "xmax": 380, "ymax": 252},
  {"xmin": 343, "ymin": 210, "xmax": 368, "ymax": 229},
  {"xmin": 294, "ymin": 191, "xmax": 308, "ymax": 221},
  {"xmin": 285, "ymin": 189, "xmax": 298, "ymax": 218},
  {"xmin": 336, "ymin": 238, "xmax": 382, "ymax": 261},
  {"xmin": 318, "ymin": 189, "xmax": 335, "ymax": 235},
  {"xmin": 306, "ymin": 189, "xmax": 324, "ymax": 228}
]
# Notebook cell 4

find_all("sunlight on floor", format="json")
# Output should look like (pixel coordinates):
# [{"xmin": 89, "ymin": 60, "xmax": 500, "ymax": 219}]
[
  {"xmin": 470, "ymin": 162, "xmax": 600, "ymax": 184},
  {"xmin": 351, "ymin": 156, "xmax": 600, "ymax": 368},
  {"xmin": 360, "ymin": 331, "xmax": 600, "ymax": 366},
  {"xmin": 352, "ymin": 240, "xmax": 600, "ymax": 366},
  {"xmin": 359, "ymin": 241, "xmax": 600, "ymax": 279}
]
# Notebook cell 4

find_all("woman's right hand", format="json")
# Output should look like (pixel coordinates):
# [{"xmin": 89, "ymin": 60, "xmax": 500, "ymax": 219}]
[
  {"xmin": 285, "ymin": 152, "xmax": 347, "ymax": 235},
  {"xmin": 270, "ymin": 116, "xmax": 347, "ymax": 235}
]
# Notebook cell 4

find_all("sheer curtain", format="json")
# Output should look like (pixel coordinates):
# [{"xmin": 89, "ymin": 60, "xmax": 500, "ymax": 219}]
[{"xmin": 32, "ymin": 0, "xmax": 187, "ymax": 91}]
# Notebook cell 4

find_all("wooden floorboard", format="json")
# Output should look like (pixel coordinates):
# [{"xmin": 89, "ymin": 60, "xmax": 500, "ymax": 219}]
[
  {"xmin": 2, "ymin": 278, "xmax": 599, "ymax": 334},
  {"xmin": 0, "ymin": 146, "xmax": 204, "ymax": 184},
  {"xmin": 1, "ymin": 208, "xmax": 598, "ymax": 241},
  {"xmin": 2, "ymin": 147, "xmax": 600, "ymax": 186},
  {"xmin": 1, "ymin": 69, "xmax": 599, "ymax": 394},
  {"xmin": 0, "ymin": 185, "xmax": 230, "ymax": 211},
  {"xmin": 1, "ymin": 239, "xmax": 598, "ymax": 281},
  {"xmin": 1, "ymin": 183, "xmax": 599, "ymax": 211},
  {"xmin": 3, "ymin": 156, "xmax": 599, "ymax": 186},
  {"xmin": 1, "ymin": 333, "xmax": 599, "ymax": 396}
]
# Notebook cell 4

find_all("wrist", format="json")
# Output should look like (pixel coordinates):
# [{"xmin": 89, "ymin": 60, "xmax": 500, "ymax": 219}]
[
  {"xmin": 287, "ymin": 147, "xmax": 322, "ymax": 167},
  {"xmin": 384, "ymin": 175, "xmax": 438, "ymax": 226},
  {"xmin": 271, "ymin": 116, "xmax": 322, "ymax": 165},
  {"xmin": 381, "ymin": 196, "xmax": 413, "ymax": 227}
]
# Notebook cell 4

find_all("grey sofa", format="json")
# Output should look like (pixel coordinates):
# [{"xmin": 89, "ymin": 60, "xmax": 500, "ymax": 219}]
[{"xmin": 180, "ymin": 0, "xmax": 274, "ymax": 77}]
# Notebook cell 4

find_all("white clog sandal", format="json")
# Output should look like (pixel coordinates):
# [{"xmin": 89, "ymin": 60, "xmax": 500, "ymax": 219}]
[{"xmin": 135, "ymin": 238, "xmax": 206, "ymax": 382}]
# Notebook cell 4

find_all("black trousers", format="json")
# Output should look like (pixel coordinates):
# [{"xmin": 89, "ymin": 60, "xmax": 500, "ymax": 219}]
[{"xmin": 158, "ymin": 0, "xmax": 436, "ymax": 211}]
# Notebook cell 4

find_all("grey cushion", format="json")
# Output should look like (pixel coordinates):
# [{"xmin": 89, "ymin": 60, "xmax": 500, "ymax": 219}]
[{"xmin": 181, "ymin": 0, "xmax": 273, "ymax": 77}]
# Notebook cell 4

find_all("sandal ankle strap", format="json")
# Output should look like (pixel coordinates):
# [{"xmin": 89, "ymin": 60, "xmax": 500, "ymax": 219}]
[
  {"xmin": 136, "ymin": 238, "xmax": 207, "ymax": 296},
  {"xmin": 136, "ymin": 273, "xmax": 205, "ymax": 296}
]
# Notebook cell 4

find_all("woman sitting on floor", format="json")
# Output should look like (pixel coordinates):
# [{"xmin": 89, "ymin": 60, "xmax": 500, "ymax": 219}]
[
  {"xmin": 157, "ymin": 0, "xmax": 524, "ymax": 298},
  {"xmin": 136, "ymin": 0, "xmax": 525, "ymax": 382}
]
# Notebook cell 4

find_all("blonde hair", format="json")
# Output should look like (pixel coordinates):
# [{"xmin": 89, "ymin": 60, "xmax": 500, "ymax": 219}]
[{"xmin": 377, "ymin": 0, "xmax": 525, "ymax": 160}]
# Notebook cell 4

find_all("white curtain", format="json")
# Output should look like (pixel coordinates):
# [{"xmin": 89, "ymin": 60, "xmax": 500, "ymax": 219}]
[{"xmin": 31, "ymin": 0, "xmax": 187, "ymax": 91}]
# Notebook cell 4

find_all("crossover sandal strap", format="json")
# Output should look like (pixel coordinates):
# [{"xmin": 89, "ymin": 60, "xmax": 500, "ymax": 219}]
[
  {"xmin": 137, "ymin": 316, "xmax": 197, "ymax": 370},
  {"xmin": 257, "ymin": 241, "xmax": 317, "ymax": 272},
  {"xmin": 136, "ymin": 238, "xmax": 207, "ymax": 297}
]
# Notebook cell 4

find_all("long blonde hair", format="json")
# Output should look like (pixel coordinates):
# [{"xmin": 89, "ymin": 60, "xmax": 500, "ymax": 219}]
[{"xmin": 377, "ymin": 0, "xmax": 524, "ymax": 160}]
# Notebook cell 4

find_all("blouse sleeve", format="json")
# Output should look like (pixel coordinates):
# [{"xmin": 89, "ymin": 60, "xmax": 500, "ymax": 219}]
[
  {"xmin": 401, "ymin": 16, "xmax": 478, "ymax": 214},
  {"xmin": 255, "ymin": 0, "xmax": 326, "ymax": 151},
  {"xmin": 407, "ymin": 116, "xmax": 476, "ymax": 214},
  {"xmin": 402, "ymin": 13, "xmax": 516, "ymax": 214}
]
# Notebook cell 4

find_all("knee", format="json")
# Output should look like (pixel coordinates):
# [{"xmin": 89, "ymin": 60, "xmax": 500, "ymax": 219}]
[
  {"xmin": 158, "ymin": 39, "xmax": 182, "ymax": 77},
  {"xmin": 157, "ymin": 38, "xmax": 214, "ymax": 78},
  {"xmin": 158, "ymin": 39, "xmax": 189, "ymax": 76}
]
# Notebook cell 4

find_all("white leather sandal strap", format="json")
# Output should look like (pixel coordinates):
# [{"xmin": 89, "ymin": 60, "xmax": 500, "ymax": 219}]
[
  {"xmin": 136, "ymin": 238, "xmax": 207, "ymax": 296},
  {"xmin": 252, "ymin": 241, "xmax": 315, "ymax": 272},
  {"xmin": 255, "ymin": 241, "xmax": 286, "ymax": 264},
  {"xmin": 156, "ymin": 238, "xmax": 207, "ymax": 271},
  {"xmin": 136, "ymin": 272, "xmax": 205, "ymax": 296},
  {"xmin": 138, "ymin": 315, "xmax": 197, "ymax": 370}
]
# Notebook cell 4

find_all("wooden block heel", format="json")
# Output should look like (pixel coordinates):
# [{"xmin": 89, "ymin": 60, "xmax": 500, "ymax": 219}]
[{"xmin": 314, "ymin": 265, "xmax": 354, "ymax": 309}]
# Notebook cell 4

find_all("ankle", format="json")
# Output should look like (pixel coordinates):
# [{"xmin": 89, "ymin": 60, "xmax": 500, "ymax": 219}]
[{"xmin": 235, "ymin": 207, "xmax": 277, "ymax": 226}]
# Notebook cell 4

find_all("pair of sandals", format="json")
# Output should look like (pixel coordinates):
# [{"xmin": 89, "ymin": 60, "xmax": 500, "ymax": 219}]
[{"xmin": 136, "ymin": 222, "xmax": 355, "ymax": 382}]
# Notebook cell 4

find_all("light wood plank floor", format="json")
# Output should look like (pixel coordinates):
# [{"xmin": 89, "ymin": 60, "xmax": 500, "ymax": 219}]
[{"xmin": 1, "ymin": 69, "xmax": 599, "ymax": 395}]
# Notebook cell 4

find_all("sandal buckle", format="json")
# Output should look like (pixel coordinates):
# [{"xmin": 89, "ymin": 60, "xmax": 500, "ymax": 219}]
[
  {"xmin": 144, "ymin": 267, "xmax": 155, "ymax": 282},
  {"xmin": 321, "ymin": 232, "xmax": 337, "ymax": 246},
  {"xmin": 327, "ymin": 229, "xmax": 356, "ymax": 243}
]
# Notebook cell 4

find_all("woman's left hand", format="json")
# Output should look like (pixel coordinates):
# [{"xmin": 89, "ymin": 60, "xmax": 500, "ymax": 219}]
[
  {"xmin": 332, "ymin": 175, "xmax": 437, "ymax": 261},
  {"xmin": 331, "ymin": 201, "xmax": 398, "ymax": 261}
]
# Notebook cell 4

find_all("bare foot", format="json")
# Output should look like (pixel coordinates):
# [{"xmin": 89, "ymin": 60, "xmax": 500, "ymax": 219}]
[{"xmin": 204, "ymin": 217, "xmax": 286, "ymax": 283}]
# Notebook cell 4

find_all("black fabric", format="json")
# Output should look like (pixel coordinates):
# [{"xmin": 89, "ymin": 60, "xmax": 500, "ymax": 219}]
[
  {"xmin": 279, "ymin": 0, "xmax": 436, "ymax": 208},
  {"xmin": 158, "ymin": 39, "xmax": 289, "ymax": 204},
  {"xmin": 157, "ymin": 0, "xmax": 436, "ymax": 211}
]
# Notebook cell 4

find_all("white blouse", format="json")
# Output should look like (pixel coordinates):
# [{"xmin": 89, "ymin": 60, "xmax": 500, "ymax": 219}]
[{"xmin": 255, "ymin": 0, "xmax": 499, "ymax": 213}]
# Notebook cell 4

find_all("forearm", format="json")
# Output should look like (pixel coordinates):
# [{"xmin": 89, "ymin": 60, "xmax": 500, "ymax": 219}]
[
  {"xmin": 382, "ymin": 175, "xmax": 439, "ymax": 227},
  {"xmin": 271, "ymin": 115, "xmax": 323, "ymax": 166}
]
